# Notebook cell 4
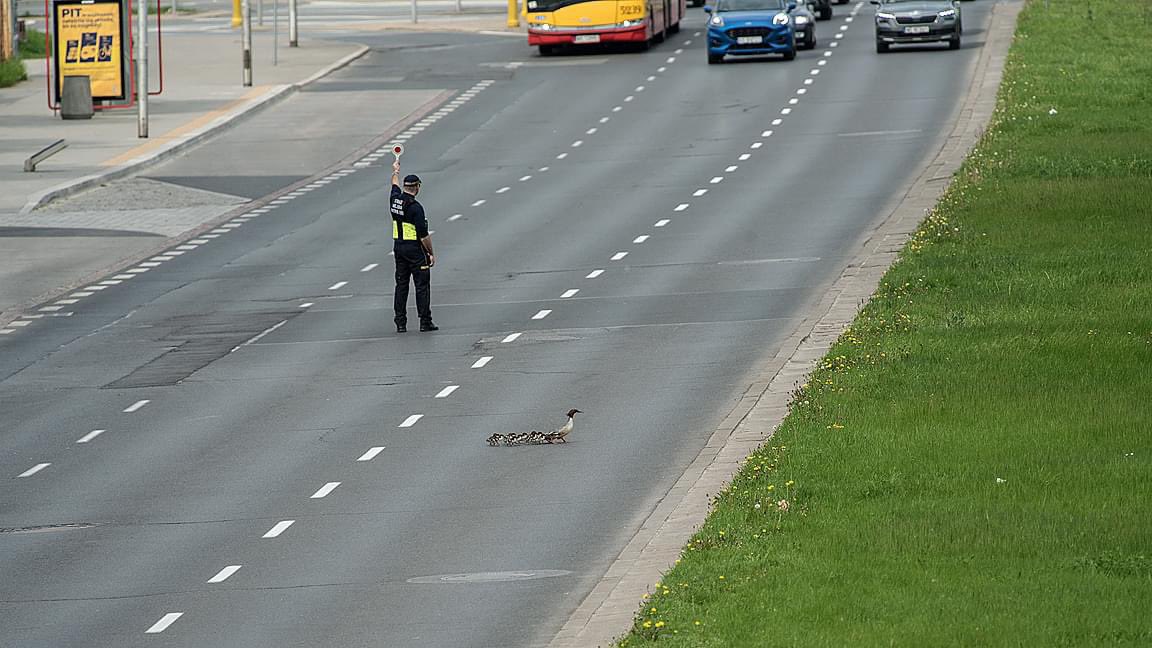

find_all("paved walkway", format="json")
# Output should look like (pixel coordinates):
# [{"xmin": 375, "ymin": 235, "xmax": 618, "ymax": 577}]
[{"xmin": 0, "ymin": 14, "xmax": 518, "ymax": 325}]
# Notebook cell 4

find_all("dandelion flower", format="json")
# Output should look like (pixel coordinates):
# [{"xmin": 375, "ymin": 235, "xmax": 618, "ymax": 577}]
[{"xmin": 655, "ymin": 621, "xmax": 666, "ymax": 629}]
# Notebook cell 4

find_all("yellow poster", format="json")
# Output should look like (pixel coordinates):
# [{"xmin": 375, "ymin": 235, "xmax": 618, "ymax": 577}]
[{"xmin": 55, "ymin": 0, "xmax": 124, "ymax": 101}]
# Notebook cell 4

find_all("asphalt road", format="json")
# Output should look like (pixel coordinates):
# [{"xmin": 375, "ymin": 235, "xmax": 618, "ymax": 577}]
[{"xmin": 1, "ymin": 2, "xmax": 1000, "ymax": 646}]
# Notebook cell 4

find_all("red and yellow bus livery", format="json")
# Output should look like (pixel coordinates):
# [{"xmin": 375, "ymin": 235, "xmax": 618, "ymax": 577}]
[{"xmin": 526, "ymin": 0, "xmax": 685, "ymax": 55}]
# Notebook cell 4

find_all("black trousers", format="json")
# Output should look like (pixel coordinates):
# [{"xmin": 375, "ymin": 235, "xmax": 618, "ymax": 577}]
[{"xmin": 394, "ymin": 247, "xmax": 431, "ymax": 325}]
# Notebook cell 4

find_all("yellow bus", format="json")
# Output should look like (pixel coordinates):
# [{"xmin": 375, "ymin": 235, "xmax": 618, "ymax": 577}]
[{"xmin": 525, "ymin": 0, "xmax": 686, "ymax": 55}]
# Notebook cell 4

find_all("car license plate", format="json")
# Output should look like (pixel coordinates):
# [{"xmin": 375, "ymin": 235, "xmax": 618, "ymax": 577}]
[
  {"xmin": 737, "ymin": 35, "xmax": 763, "ymax": 44},
  {"xmin": 574, "ymin": 34, "xmax": 601, "ymax": 43},
  {"xmin": 904, "ymin": 25, "xmax": 931, "ymax": 34}
]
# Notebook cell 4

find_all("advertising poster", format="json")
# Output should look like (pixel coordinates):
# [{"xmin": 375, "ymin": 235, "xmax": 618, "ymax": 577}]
[{"xmin": 54, "ymin": 0, "xmax": 125, "ymax": 103}]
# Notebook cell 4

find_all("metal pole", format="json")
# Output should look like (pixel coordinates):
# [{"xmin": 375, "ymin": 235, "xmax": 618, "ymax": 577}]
[
  {"xmin": 272, "ymin": 0, "xmax": 278, "ymax": 65},
  {"xmin": 288, "ymin": 0, "xmax": 297, "ymax": 47},
  {"xmin": 137, "ymin": 0, "xmax": 148, "ymax": 137},
  {"xmin": 258, "ymin": 0, "xmax": 263, "ymax": 26},
  {"xmin": 171, "ymin": 0, "xmax": 177, "ymax": 17},
  {"xmin": 411, "ymin": 0, "xmax": 417, "ymax": 23},
  {"xmin": 241, "ymin": 0, "xmax": 251, "ymax": 86}
]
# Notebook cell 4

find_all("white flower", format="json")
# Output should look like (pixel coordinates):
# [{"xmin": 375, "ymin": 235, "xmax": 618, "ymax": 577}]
[
  {"xmin": 1048, "ymin": 108, "xmax": 1058, "ymax": 115},
  {"xmin": 995, "ymin": 477, "xmax": 1007, "ymax": 484}
]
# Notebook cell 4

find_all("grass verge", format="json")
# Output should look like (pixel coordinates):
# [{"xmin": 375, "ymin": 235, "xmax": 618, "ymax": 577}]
[
  {"xmin": 618, "ymin": 0, "xmax": 1152, "ymax": 645},
  {"xmin": 0, "ymin": 56, "xmax": 28, "ymax": 88},
  {"xmin": 19, "ymin": 28, "xmax": 47, "ymax": 59}
]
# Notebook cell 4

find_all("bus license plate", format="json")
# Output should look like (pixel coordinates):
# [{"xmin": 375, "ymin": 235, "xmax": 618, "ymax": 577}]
[
  {"xmin": 574, "ymin": 34, "xmax": 601, "ymax": 43},
  {"xmin": 904, "ymin": 25, "xmax": 930, "ymax": 34},
  {"xmin": 737, "ymin": 35, "xmax": 763, "ymax": 44}
]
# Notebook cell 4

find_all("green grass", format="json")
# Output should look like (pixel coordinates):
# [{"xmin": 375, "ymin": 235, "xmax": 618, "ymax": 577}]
[
  {"xmin": 618, "ymin": 0, "xmax": 1152, "ymax": 645},
  {"xmin": 0, "ymin": 56, "xmax": 27, "ymax": 87},
  {"xmin": 18, "ymin": 28, "xmax": 47, "ymax": 59}
]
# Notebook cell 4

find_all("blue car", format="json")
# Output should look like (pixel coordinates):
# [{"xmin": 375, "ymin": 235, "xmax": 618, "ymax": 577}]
[{"xmin": 706, "ymin": 0, "xmax": 799, "ymax": 64}]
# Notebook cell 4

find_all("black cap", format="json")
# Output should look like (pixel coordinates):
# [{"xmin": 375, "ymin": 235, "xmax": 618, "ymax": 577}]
[{"xmin": 403, "ymin": 174, "xmax": 421, "ymax": 185}]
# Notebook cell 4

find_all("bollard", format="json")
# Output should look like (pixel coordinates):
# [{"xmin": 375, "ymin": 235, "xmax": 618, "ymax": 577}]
[{"xmin": 60, "ymin": 75, "xmax": 94, "ymax": 120}]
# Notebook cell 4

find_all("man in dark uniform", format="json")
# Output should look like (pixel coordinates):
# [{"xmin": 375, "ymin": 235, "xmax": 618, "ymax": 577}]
[{"xmin": 390, "ymin": 159, "xmax": 437, "ymax": 333}]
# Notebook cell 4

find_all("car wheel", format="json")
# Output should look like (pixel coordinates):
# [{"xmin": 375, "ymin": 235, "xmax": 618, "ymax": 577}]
[
  {"xmin": 808, "ymin": 34, "xmax": 817, "ymax": 49},
  {"xmin": 949, "ymin": 35, "xmax": 961, "ymax": 50},
  {"xmin": 819, "ymin": 6, "xmax": 831, "ymax": 20},
  {"xmin": 876, "ymin": 40, "xmax": 889, "ymax": 53},
  {"xmin": 783, "ymin": 48, "xmax": 796, "ymax": 61},
  {"xmin": 708, "ymin": 54, "xmax": 724, "ymax": 64}
]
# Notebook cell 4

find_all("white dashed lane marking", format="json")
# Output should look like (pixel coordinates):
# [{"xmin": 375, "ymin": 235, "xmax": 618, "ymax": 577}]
[
  {"xmin": 532, "ymin": 309, "xmax": 552, "ymax": 320},
  {"xmin": 18, "ymin": 463, "xmax": 50, "ymax": 477},
  {"xmin": 123, "ymin": 399, "xmax": 150, "ymax": 413},
  {"xmin": 675, "ymin": 203, "xmax": 690, "ymax": 211},
  {"xmin": 436, "ymin": 385, "xmax": 460, "ymax": 397},
  {"xmin": 633, "ymin": 235, "xmax": 650, "ymax": 244},
  {"xmin": 399, "ymin": 414, "xmax": 423, "ymax": 428},
  {"xmin": 561, "ymin": 289, "xmax": 580, "ymax": 298},
  {"xmin": 329, "ymin": 281, "xmax": 347, "ymax": 290},
  {"xmin": 655, "ymin": 219, "xmax": 670, "ymax": 227},
  {"xmin": 472, "ymin": 356, "xmax": 493, "ymax": 368},
  {"xmin": 501, "ymin": 333, "xmax": 522, "ymax": 343},
  {"xmin": 145, "ymin": 613, "xmax": 183, "ymax": 634},
  {"xmin": 207, "ymin": 566, "xmax": 242, "ymax": 584},
  {"xmin": 360, "ymin": 263, "xmax": 378, "ymax": 272},
  {"xmin": 358, "ymin": 446, "xmax": 385, "ymax": 462},
  {"xmin": 262, "ymin": 520, "xmax": 295, "ymax": 538},
  {"xmin": 611, "ymin": 252, "xmax": 628, "ymax": 261},
  {"xmin": 310, "ymin": 482, "xmax": 341, "ymax": 499},
  {"xmin": 76, "ymin": 429, "xmax": 105, "ymax": 444},
  {"xmin": 586, "ymin": 269, "xmax": 605, "ymax": 279},
  {"xmin": 693, "ymin": 189, "xmax": 708, "ymax": 196}
]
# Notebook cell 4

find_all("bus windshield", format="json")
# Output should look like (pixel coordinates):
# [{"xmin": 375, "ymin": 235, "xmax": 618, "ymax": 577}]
[{"xmin": 526, "ymin": 0, "xmax": 597, "ymax": 12}]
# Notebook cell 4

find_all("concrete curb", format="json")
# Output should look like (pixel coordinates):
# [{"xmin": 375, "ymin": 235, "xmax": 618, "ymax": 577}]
[
  {"xmin": 17, "ymin": 43, "xmax": 372, "ymax": 215},
  {"xmin": 546, "ymin": 1, "xmax": 1023, "ymax": 646}
]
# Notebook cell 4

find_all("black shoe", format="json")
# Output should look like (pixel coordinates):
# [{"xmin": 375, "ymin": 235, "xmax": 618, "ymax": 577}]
[
  {"xmin": 419, "ymin": 322, "xmax": 439, "ymax": 332},
  {"xmin": 396, "ymin": 324, "xmax": 407, "ymax": 333}
]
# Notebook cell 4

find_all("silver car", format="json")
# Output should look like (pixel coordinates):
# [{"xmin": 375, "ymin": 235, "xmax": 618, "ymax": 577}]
[{"xmin": 872, "ymin": 0, "xmax": 962, "ymax": 53}]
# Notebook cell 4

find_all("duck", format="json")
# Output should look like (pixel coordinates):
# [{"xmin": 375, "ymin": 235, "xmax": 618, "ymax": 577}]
[
  {"xmin": 484, "ymin": 409, "xmax": 582, "ymax": 446},
  {"xmin": 543, "ymin": 408, "xmax": 581, "ymax": 444}
]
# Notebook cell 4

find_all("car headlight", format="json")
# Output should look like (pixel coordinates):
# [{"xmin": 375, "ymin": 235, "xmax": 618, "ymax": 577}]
[
  {"xmin": 772, "ymin": 12, "xmax": 789, "ymax": 25},
  {"xmin": 709, "ymin": 14, "xmax": 724, "ymax": 26},
  {"xmin": 937, "ymin": 8, "xmax": 956, "ymax": 18},
  {"xmin": 876, "ymin": 11, "xmax": 895, "ymax": 21},
  {"xmin": 533, "ymin": 22, "xmax": 554, "ymax": 30},
  {"xmin": 618, "ymin": 18, "xmax": 646, "ymax": 26},
  {"xmin": 794, "ymin": 15, "xmax": 809, "ymax": 24}
]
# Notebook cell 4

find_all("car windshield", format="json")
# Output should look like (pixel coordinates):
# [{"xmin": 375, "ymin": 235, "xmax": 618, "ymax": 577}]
[{"xmin": 715, "ymin": 0, "xmax": 786, "ymax": 12}]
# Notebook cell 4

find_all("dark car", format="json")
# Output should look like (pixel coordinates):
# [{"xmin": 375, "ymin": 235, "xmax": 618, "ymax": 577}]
[
  {"xmin": 808, "ymin": 0, "xmax": 832, "ymax": 20},
  {"xmin": 706, "ymin": 0, "xmax": 810, "ymax": 63},
  {"xmin": 872, "ymin": 0, "xmax": 962, "ymax": 52}
]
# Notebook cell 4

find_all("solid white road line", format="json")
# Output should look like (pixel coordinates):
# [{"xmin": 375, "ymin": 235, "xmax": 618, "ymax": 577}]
[
  {"xmin": 77, "ymin": 429, "xmax": 105, "ymax": 443},
  {"xmin": 263, "ymin": 520, "xmax": 294, "ymax": 538},
  {"xmin": 361, "ymin": 263, "xmax": 378, "ymax": 272},
  {"xmin": 501, "ymin": 333, "xmax": 522, "ymax": 343},
  {"xmin": 399, "ymin": 414, "xmax": 423, "ymax": 428},
  {"xmin": 18, "ymin": 463, "xmax": 50, "ymax": 477},
  {"xmin": 358, "ymin": 446, "xmax": 385, "ymax": 462},
  {"xmin": 532, "ymin": 309, "xmax": 552, "ymax": 320},
  {"xmin": 472, "ymin": 356, "xmax": 493, "ymax": 368},
  {"xmin": 561, "ymin": 289, "xmax": 580, "ymax": 298},
  {"xmin": 310, "ymin": 482, "xmax": 341, "ymax": 499},
  {"xmin": 436, "ymin": 385, "xmax": 460, "ymax": 397},
  {"xmin": 586, "ymin": 269, "xmax": 605, "ymax": 279},
  {"xmin": 329, "ymin": 281, "xmax": 347, "ymax": 290},
  {"xmin": 145, "ymin": 613, "xmax": 183, "ymax": 634},
  {"xmin": 207, "ymin": 565, "xmax": 242, "ymax": 583},
  {"xmin": 123, "ymin": 400, "xmax": 150, "ymax": 413}
]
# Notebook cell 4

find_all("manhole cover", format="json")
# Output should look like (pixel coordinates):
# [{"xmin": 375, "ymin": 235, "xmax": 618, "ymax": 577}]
[
  {"xmin": 406, "ymin": 570, "xmax": 571, "ymax": 584},
  {"xmin": 0, "ymin": 523, "xmax": 96, "ymax": 534}
]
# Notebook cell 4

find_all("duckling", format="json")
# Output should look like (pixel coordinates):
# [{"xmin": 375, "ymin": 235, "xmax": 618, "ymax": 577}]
[{"xmin": 486, "ymin": 433, "xmax": 507, "ymax": 447}]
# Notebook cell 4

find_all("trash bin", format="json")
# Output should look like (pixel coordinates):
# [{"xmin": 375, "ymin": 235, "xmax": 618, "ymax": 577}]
[{"xmin": 60, "ymin": 75, "xmax": 95, "ymax": 120}]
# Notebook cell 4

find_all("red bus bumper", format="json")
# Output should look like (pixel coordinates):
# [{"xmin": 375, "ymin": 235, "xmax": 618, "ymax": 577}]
[{"xmin": 528, "ymin": 24, "xmax": 648, "ymax": 45}]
